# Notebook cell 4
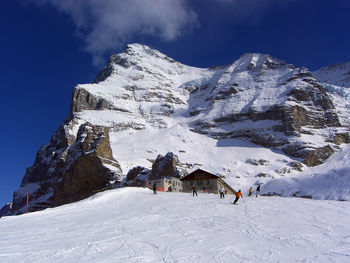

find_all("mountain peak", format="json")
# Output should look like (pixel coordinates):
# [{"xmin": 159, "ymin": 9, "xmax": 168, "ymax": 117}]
[
  {"xmin": 124, "ymin": 43, "xmax": 165, "ymax": 57},
  {"xmin": 121, "ymin": 43, "xmax": 176, "ymax": 63},
  {"xmin": 94, "ymin": 43, "xmax": 178, "ymax": 83},
  {"xmin": 232, "ymin": 53, "xmax": 289, "ymax": 71},
  {"xmin": 313, "ymin": 61, "xmax": 350, "ymax": 89}
]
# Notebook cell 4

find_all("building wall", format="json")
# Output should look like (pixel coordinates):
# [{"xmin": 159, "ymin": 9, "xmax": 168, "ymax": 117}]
[
  {"xmin": 182, "ymin": 179, "xmax": 235, "ymax": 195},
  {"xmin": 218, "ymin": 179, "xmax": 235, "ymax": 195},
  {"xmin": 182, "ymin": 179, "xmax": 219, "ymax": 193},
  {"xmin": 149, "ymin": 177, "xmax": 183, "ymax": 192},
  {"xmin": 180, "ymin": 169, "xmax": 235, "ymax": 195},
  {"xmin": 169, "ymin": 178, "xmax": 182, "ymax": 192}
]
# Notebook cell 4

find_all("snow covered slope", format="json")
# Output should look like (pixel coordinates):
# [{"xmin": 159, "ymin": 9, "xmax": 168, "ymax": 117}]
[
  {"xmin": 1, "ymin": 188, "xmax": 350, "ymax": 262},
  {"xmin": 4, "ymin": 44, "xmax": 350, "ymax": 216}
]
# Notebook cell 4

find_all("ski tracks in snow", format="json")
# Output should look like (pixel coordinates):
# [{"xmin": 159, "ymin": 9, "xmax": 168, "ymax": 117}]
[{"xmin": 1, "ymin": 188, "xmax": 350, "ymax": 262}]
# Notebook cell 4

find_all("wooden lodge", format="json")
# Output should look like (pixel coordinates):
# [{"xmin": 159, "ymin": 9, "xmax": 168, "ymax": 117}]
[{"xmin": 180, "ymin": 168, "xmax": 236, "ymax": 194}]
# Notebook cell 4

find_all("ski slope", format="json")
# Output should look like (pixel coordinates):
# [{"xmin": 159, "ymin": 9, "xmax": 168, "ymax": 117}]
[{"xmin": 1, "ymin": 188, "xmax": 350, "ymax": 262}]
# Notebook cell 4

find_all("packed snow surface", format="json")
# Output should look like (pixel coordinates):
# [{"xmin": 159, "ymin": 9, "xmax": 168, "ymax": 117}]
[{"xmin": 1, "ymin": 188, "xmax": 350, "ymax": 262}]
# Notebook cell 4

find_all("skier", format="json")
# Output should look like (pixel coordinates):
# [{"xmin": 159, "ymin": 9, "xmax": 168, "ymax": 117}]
[
  {"xmin": 219, "ymin": 186, "xmax": 225, "ymax": 199},
  {"xmin": 192, "ymin": 185, "xmax": 198, "ymax": 196},
  {"xmin": 233, "ymin": 190, "xmax": 243, "ymax": 204},
  {"xmin": 153, "ymin": 183, "xmax": 157, "ymax": 194},
  {"xmin": 248, "ymin": 187, "xmax": 253, "ymax": 196},
  {"xmin": 256, "ymin": 184, "xmax": 261, "ymax": 197},
  {"xmin": 167, "ymin": 186, "xmax": 172, "ymax": 192}
]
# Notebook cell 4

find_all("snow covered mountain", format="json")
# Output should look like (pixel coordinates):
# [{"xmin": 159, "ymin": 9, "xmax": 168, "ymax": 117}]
[{"xmin": 3, "ymin": 44, "xmax": 350, "ymax": 216}]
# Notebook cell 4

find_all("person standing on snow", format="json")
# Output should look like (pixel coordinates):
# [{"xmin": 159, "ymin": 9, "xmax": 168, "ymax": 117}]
[
  {"xmin": 219, "ymin": 186, "xmax": 225, "ymax": 199},
  {"xmin": 192, "ymin": 185, "xmax": 198, "ymax": 196},
  {"xmin": 233, "ymin": 190, "xmax": 243, "ymax": 204},
  {"xmin": 153, "ymin": 183, "xmax": 157, "ymax": 194},
  {"xmin": 256, "ymin": 184, "xmax": 261, "ymax": 197},
  {"xmin": 248, "ymin": 187, "xmax": 253, "ymax": 196}
]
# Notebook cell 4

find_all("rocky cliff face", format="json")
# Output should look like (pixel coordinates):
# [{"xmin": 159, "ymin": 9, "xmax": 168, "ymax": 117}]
[
  {"xmin": 0, "ymin": 203, "xmax": 12, "ymax": 217},
  {"xmin": 10, "ymin": 121, "xmax": 121, "ymax": 215},
  {"xmin": 150, "ymin": 152, "xmax": 181, "ymax": 180},
  {"xmin": 313, "ymin": 61, "xmax": 350, "ymax": 128},
  {"xmin": 6, "ymin": 44, "xmax": 350, "ymax": 216},
  {"xmin": 186, "ymin": 55, "xmax": 345, "ymax": 166},
  {"xmin": 125, "ymin": 152, "xmax": 185, "ymax": 187}
]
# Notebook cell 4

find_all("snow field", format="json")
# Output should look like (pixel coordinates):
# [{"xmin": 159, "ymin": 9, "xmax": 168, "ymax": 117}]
[
  {"xmin": 108, "ymin": 122, "xmax": 298, "ymax": 187},
  {"xmin": 1, "ymin": 187, "xmax": 350, "ymax": 262}
]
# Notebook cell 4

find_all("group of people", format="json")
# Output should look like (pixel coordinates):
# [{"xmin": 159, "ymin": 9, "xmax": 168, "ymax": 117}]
[
  {"xmin": 232, "ymin": 184, "xmax": 261, "ymax": 204},
  {"xmin": 192, "ymin": 184, "xmax": 261, "ymax": 205},
  {"xmin": 153, "ymin": 182, "xmax": 261, "ymax": 206},
  {"xmin": 248, "ymin": 184, "xmax": 261, "ymax": 197},
  {"xmin": 191, "ymin": 185, "xmax": 226, "ymax": 198}
]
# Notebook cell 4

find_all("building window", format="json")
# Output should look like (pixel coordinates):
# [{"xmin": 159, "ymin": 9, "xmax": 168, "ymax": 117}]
[{"xmin": 195, "ymin": 173, "xmax": 205, "ymax": 178}]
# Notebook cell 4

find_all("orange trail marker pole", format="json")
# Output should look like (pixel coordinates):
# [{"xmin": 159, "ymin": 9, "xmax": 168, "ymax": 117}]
[{"xmin": 26, "ymin": 194, "xmax": 29, "ymax": 213}]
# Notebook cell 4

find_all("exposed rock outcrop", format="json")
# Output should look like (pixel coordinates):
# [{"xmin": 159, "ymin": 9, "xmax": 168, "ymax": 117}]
[
  {"xmin": 71, "ymin": 88, "xmax": 111, "ymax": 114},
  {"xmin": 150, "ymin": 152, "xmax": 181, "ymax": 180},
  {"xmin": 11, "ymin": 121, "xmax": 121, "ymax": 215},
  {"xmin": 282, "ymin": 144, "xmax": 334, "ymax": 167},
  {"xmin": 125, "ymin": 166, "xmax": 151, "ymax": 186},
  {"xmin": 288, "ymin": 161, "xmax": 304, "ymax": 172},
  {"xmin": 52, "ymin": 123, "xmax": 121, "ymax": 206},
  {"xmin": 0, "ymin": 203, "xmax": 12, "ymax": 218},
  {"xmin": 126, "ymin": 152, "xmax": 189, "ymax": 187},
  {"xmin": 126, "ymin": 166, "xmax": 148, "ymax": 181},
  {"xmin": 332, "ymin": 133, "xmax": 350, "ymax": 145}
]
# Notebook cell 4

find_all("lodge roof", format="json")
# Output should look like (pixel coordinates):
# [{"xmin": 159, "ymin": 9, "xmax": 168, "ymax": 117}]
[{"xmin": 180, "ymin": 168, "xmax": 219, "ymax": 181}]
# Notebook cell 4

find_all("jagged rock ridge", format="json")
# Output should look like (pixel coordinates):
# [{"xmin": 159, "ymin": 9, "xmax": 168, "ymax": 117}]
[{"xmin": 8, "ymin": 121, "xmax": 121, "ymax": 215}]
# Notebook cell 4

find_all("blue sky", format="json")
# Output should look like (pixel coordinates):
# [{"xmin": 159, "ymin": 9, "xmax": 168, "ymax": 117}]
[{"xmin": 1, "ymin": 0, "xmax": 349, "ymax": 206}]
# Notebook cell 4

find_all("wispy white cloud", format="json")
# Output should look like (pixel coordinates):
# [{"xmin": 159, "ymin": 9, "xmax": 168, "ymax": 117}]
[
  {"xmin": 35, "ymin": 0, "xmax": 197, "ymax": 65},
  {"xmin": 33, "ymin": 0, "xmax": 300, "ymax": 65}
]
